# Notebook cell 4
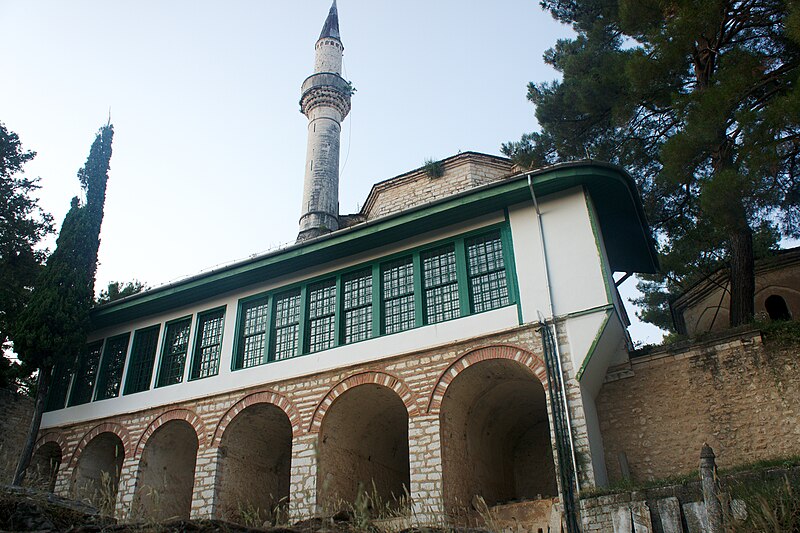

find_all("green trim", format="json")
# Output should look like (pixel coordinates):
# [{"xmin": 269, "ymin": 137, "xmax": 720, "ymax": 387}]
[
  {"xmin": 454, "ymin": 237, "xmax": 470, "ymax": 318},
  {"xmin": 188, "ymin": 305, "xmax": 227, "ymax": 381},
  {"xmin": 584, "ymin": 191, "xmax": 614, "ymax": 305},
  {"xmin": 575, "ymin": 309, "xmax": 613, "ymax": 381},
  {"xmin": 333, "ymin": 275, "xmax": 343, "ymax": 347},
  {"xmin": 412, "ymin": 252, "xmax": 424, "ymax": 327},
  {"xmin": 562, "ymin": 303, "xmax": 615, "ymax": 320},
  {"xmin": 502, "ymin": 208, "xmax": 524, "ymax": 326},
  {"xmin": 94, "ymin": 332, "xmax": 131, "ymax": 401},
  {"xmin": 370, "ymin": 265, "xmax": 380, "ymax": 338},
  {"xmin": 91, "ymin": 162, "xmax": 657, "ymax": 330},
  {"xmin": 123, "ymin": 324, "xmax": 161, "ymax": 396}
]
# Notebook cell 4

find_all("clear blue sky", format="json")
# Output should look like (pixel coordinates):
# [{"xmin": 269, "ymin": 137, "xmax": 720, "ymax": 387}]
[{"xmin": 0, "ymin": 0, "xmax": 665, "ymax": 343}]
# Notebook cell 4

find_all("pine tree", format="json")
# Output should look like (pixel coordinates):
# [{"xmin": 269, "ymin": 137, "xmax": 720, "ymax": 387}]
[
  {"xmin": 12, "ymin": 124, "xmax": 113, "ymax": 485},
  {"xmin": 0, "ymin": 122, "xmax": 53, "ymax": 385},
  {"xmin": 504, "ymin": 0, "xmax": 800, "ymax": 329}
]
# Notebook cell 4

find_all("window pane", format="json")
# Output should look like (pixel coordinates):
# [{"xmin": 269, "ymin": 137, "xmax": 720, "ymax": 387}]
[
  {"xmin": 272, "ymin": 290, "xmax": 300, "ymax": 360},
  {"xmin": 308, "ymin": 279, "xmax": 336, "ymax": 353},
  {"xmin": 191, "ymin": 309, "xmax": 225, "ymax": 379},
  {"xmin": 422, "ymin": 246, "xmax": 460, "ymax": 324},
  {"xmin": 237, "ymin": 297, "xmax": 269, "ymax": 369},
  {"xmin": 68, "ymin": 340, "xmax": 103, "ymax": 406},
  {"xmin": 95, "ymin": 333, "xmax": 131, "ymax": 400},
  {"xmin": 124, "ymin": 326, "xmax": 160, "ymax": 395},
  {"xmin": 343, "ymin": 269, "xmax": 372, "ymax": 344},
  {"xmin": 467, "ymin": 232, "xmax": 509, "ymax": 313},
  {"xmin": 45, "ymin": 361, "xmax": 72, "ymax": 412},
  {"xmin": 157, "ymin": 318, "xmax": 191, "ymax": 387},
  {"xmin": 382, "ymin": 257, "xmax": 415, "ymax": 334}
]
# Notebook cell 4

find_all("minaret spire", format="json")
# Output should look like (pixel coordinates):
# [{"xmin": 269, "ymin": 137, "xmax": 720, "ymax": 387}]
[{"xmin": 297, "ymin": 0, "xmax": 352, "ymax": 242}]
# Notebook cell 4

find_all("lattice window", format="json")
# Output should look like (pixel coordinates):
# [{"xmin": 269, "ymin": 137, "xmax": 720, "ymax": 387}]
[
  {"xmin": 45, "ymin": 360, "xmax": 73, "ymax": 412},
  {"xmin": 156, "ymin": 318, "xmax": 191, "ymax": 387},
  {"xmin": 236, "ymin": 297, "xmax": 269, "ymax": 369},
  {"xmin": 271, "ymin": 290, "xmax": 301, "ymax": 360},
  {"xmin": 382, "ymin": 257, "xmax": 415, "ymax": 334},
  {"xmin": 467, "ymin": 231, "xmax": 509, "ymax": 313},
  {"xmin": 95, "ymin": 333, "xmax": 131, "ymax": 400},
  {"xmin": 68, "ymin": 340, "xmax": 104, "ymax": 406},
  {"xmin": 307, "ymin": 279, "xmax": 336, "ymax": 353},
  {"xmin": 343, "ymin": 269, "xmax": 372, "ymax": 344},
  {"xmin": 191, "ymin": 309, "xmax": 225, "ymax": 379},
  {"xmin": 422, "ymin": 245, "xmax": 460, "ymax": 324},
  {"xmin": 124, "ymin": 326, "xmax": 160, "ymax": 395}
]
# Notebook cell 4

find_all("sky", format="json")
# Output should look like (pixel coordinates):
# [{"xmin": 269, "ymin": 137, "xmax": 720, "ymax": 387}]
[{"xmin": 0, "ymin": 0, "xmax": 666, "ymax": 344}]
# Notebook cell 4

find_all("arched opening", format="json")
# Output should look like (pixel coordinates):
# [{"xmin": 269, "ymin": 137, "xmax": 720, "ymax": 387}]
[
  {"xmin": 71, "ymin": 432, "xmax": 124, "ymax": 513},
  {"xmin": 216, "ymin": 403, "xmax": 293, "ymax": 524},
  {"xmin": 440, "ymin": 358, "xmax": 557, "ymax": 519},
  {"xmin": 29, "ymin": 441, "xmax": 62, "ymax": 492},
  {"xmin": 134, "ymin": 420, "xmax": 198, "ymax": 521},
  {"xmin": 765, "ymin": 294, "xmax": 792, "ymax": 321},
  {"xmin": 317, "ymin": 384, "xmax": 410, "ymax": 513}
]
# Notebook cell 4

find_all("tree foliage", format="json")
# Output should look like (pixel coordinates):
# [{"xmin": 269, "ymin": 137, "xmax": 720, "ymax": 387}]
[
  {"xmin": 0, "ymin": 122, "xmax": 53, "ymax": 386},
  {"xmin": 504, "ymin": 0, "xmax": 800, "ymax": 329},
  {"xmin": 96, "ymin": 279, "xmax": 148, "ymax": 305},
  {"xmin": 12, "ymin": 124, "xmax": 113, "ymax": 485}
]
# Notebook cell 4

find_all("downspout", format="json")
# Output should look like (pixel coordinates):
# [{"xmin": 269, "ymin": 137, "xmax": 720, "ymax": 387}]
[{"xmin": 528, "ymin": 174, "xmax": 582, "ymax": 529}]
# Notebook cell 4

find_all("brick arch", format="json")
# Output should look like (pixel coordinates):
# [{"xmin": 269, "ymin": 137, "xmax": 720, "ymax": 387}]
[
  {"xmin": 68, "ymin": 422, "xmax": 131, "ymax": 468},
  {"xmin": 309, "ymin": 371, "xmax": 420, "ymax": 433},
  {"xmin": 134, "ymin": 408, "xmax": 207, "ymax": 458},
  {"xmin": 427, "ymin": 344, "xmax": 548, "ymax": 414},
  {"xmin": 212, "ymin": 390, "xmax": 302, "ymax": 446},
  {"xmin": 34, "ymin": 432, "xmax": 67, "ymax": 456}
]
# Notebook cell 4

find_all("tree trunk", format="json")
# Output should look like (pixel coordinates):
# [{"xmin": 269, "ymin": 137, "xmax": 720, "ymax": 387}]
[
  {"xmin": 729, "ymin": 225, "xmax": 755, "ymax": 327},
  {"xmin": 12, "ymin": 366, "xmax": 51, "ymax": 486}
]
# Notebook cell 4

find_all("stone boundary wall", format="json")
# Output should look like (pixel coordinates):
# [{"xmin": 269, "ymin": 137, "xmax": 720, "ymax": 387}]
[
  {"xmin": 0, "ymin": 388, "xmax": 34, "ymax": 484},
  {"xmin": 597, "ymin": 329, "xmax": 800, "ymax": 484}
]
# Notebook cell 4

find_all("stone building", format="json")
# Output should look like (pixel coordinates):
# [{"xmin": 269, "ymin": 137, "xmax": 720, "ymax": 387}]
[
  {"xmin": 672, "ymin": 246, "xmax": 800, "ymax": 336},
  {"xmin": 31, "ymin": 3, "xmax": 662, "ymax": 530}
]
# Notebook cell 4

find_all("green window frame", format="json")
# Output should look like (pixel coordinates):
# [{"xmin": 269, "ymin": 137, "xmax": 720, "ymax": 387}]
[
  {"xmin": 156, "ymin": 317, "xmax": 192, "ymax": 387},
  {"xmin": 124, "ymin": 325, "xmax": 161, "ymax": 395},
  {"xmin": 306, "ymin": 279, "xmax": 336, "ymax": 353},
  {"xmin": 342, "ymin": 268, "xmax": 372, "ymax": 344},
  {"xmin": 68, "ymin": 340, "xmax": 104, "ymax": 407},
  {"xmin": 466, "ymin": 231, "xmax": 510, "ymax": 313},
  {"xmin": 271, "ymin": 289, "xmax": 301, "ymax": 360},
  {"xmin": 190, "ymin": 307, "xmax": 226, "ymax": 380},
  {"xmin": 422, "ymin": 244, "xmax": 460, "ymax": 324},
  {"xmin": 234, "ymin": 296, "xmax": 270, "ymax": 369},
  {"xmin": 45, "ymin": 360, "xmax": 73, "ymax": 412},
  {"xmin": 94, "ymin": 333, "xmax": 131, "ymax": 401},
  {"xmin": 381, "ymin": 256, "xmax": 415, "ymax": 334}
]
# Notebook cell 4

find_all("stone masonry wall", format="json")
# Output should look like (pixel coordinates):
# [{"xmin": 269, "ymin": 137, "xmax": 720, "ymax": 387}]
[
  {"xmin": 0, "ymin": 388, "xmax": 34, "ymax": 484},
  {"xmin": 37, "ymin": 323, "xmax": 588, "ymax": 524},
  {"xmin": 363, "ymin": 155, "xmax": 512, "ymax": 221},
  {"xmin": 597, "ymin": 329, "xmax": 800, "ymax": 484}
]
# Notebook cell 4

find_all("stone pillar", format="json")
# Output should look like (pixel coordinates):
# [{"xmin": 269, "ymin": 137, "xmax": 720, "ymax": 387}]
[
  {"xmin": 700, "ymin": 444, "xmax": 723, "ymax": 533},
  {"xmin": 190, "ymin": 446, "xmax": 221, "ymax": 519},
  {"xmin": 289, "ymin": 433, "xmax": 319, "ymax": 520},
  {"xmin": 408, "ymin": 413, "xmax": 445, "ymax": 525},
  {"xmin": 52, "ymin": 461, "xmax": 73, "ymax": 499},
  {"xmin": 114, "ymin": 454, "xmax": 139, "ymax": 519}
]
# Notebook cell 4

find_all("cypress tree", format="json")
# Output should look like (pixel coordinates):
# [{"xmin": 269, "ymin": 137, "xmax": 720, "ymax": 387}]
[{"xmin": 12, "ymin": 124, "xmax": 113, "ymax": 486}]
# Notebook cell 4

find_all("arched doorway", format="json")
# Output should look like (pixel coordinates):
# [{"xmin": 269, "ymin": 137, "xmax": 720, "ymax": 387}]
[
  {"xmin": 317, "ymin": 384, "xmax": 410, "ymax": 513},
  {"xmin": 29, "ymin": 441, "xmax": 62, "ymax": 492},
  {"xmin": 216, "ymin": 403, "xmax": 293, "ymax": 524},
  {"xmin": 765, "ymin": 294, "xmax": 792, "ymax": 321},
  {"xmin": 71, "ymin": 432, "xmax": 124, "ymax": 512},
  {"xmin": 440, "ymin": 358, "xmax": 557, "ymax": 518},
  {"xmin": 134, "ymin": 420, "xmax": 198, "ymax": 520}
]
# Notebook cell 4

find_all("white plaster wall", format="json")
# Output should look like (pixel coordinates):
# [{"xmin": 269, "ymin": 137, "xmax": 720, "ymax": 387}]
[
  {"xmin": 564, "ymin": 312, "xmax": 609, "ymax": 378},
  {"xmin": 42, "ymin": 214, "xmax": 511, "ymax": 429},
  {"xmin": 580, "ymin": 382, "xmax": 609, "ymax": 487},
  {"xmin": 508, "ymin": 188, "xmax": 609, "ymax": 323}
]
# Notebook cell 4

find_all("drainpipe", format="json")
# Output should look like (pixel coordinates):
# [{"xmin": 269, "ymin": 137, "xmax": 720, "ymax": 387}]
[{"xmin": 527, "ymin": 174, "xmax": 581, "ymax": 524}]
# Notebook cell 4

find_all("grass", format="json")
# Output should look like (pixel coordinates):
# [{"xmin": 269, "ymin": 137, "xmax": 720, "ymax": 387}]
[{"xmin": 725, "ymin": 474, "xmax": 800, "ymax": 532}]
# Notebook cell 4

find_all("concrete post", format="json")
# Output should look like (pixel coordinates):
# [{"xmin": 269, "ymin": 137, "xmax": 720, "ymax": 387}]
[{"xmin": 700, "ymin": 443, "xmax": 723, "ymax": 533}]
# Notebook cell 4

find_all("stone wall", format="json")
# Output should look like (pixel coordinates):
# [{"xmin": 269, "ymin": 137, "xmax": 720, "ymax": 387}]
[
  {"xmin": 597, "ymin": 329, "xmax": 800, "ymax": 484},
  {"xmin": 0, "ymin": 388, "xmax": 34, "ymax": 484},
  {"xmin": 38, "ymin": 323, "xmax": 591, "ymax": 525}
]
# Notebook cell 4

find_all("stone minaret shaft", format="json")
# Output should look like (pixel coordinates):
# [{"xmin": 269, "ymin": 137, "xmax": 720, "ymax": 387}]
[{"xmin": 297, "ymin": 0, "xmax": 351, "ymax": 242}]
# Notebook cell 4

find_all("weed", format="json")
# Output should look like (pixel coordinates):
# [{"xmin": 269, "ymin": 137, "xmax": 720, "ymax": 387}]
[
  {"xmin": 423, "ymin": 158, "xmax": 445, "ymax": 179},
  {"xmin": 725, "ymin": 474, "xmax": 800, "ymax": 532}
]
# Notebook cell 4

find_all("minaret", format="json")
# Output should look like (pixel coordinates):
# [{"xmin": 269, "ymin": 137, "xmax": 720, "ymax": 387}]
[{"xmin": 297, "ymin": 0, "xmax": 352, "ymax": 241}]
